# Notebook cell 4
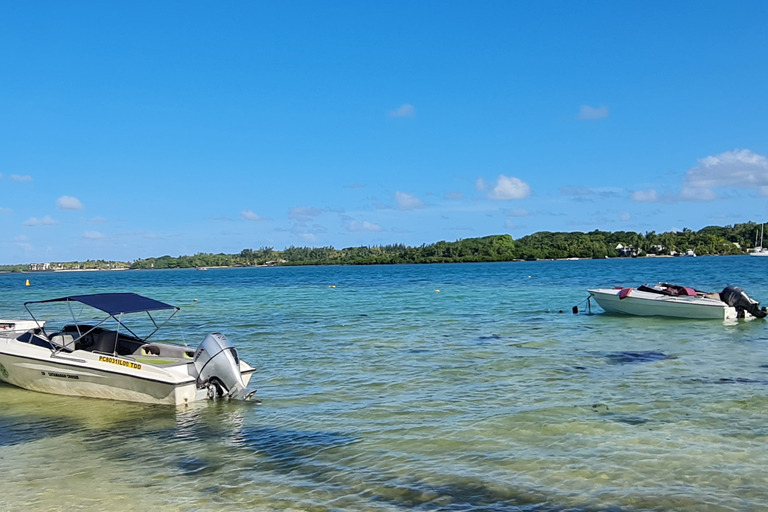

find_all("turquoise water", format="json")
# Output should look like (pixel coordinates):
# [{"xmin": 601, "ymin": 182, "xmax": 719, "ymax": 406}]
[{"xmin": 2, "ymin": 257, "xmax": 768, "ymax": 511}]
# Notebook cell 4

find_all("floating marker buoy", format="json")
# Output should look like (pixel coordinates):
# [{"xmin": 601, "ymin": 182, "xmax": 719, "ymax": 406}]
[
  {"xmin": 25, "ymin": 279, "xmax": 30, "ymax": 286},
  {"xmin": 528, "ymin": 276, "xmax": 531, "ymax": 278},
  {"xmin": 435, "ymin": 289, "xmax": 440, "ymax": 293},
  {"xmin": 193, "ymin": 299, "xmax": 198, "ymax": 302}
]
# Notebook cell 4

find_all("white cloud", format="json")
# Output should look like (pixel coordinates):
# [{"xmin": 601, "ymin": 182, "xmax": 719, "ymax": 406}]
[
  {"xmin": 347, "ymin": 220, "xmax": 383, "ymax": 232},
  {"xmin": 632, "ymin": 189, "xmax": 660, "ymax": 202},
  {"xmin": 641, "ymin": 149, "xmax": 768, "ymax": 202},
  {"xmin": 83, "ymin": 230, "xmax": 105, "ymax": 240},
  {"xmin": 90, "ymin": 216, "xmax": 108, "ymax": 223},
  {"xmin": 11, "ymin": 174, "xmax": 33, "ymax": 182},
  {"xmin": 388, "ymin": 104, "xmax": 415, "ymax": 118},
  {"xmin": 505, "ymin": 219, "xmax": 516, "ymax": 229},
  {"xmin": 289, "ymin": 206, "xmax": 323, "ymax": 220},
  {"xmin": 577, "ymin": 104, "xmax": 609, "ymax": 120},
  {"xmin": 395, "ymin": 191, "xmax": 426, "ymax": 211},
  {"xmin": 0, "ymin": 206, "xmax": 11, "ymax": 213},
  {"xmin": 241, "ymin": 210, "xmax": 268, "ymax": 221},
  {"xmin": 620, "ymin": 211, "xmax": 631, "ymax": 222},
  {"xmin": 683, "ymin": 149, "xmax": 768, "ymax": 194},
  {"xmin": 475, "ymin": 177, "xmax": 490, "ymax": 192},
  {"xmin": 23, "ymin": 215, "xmax": 60, "ymax": 226},
  {"xmin": 488, "ymin": 175, "xmax": 531, "ymax": 200},
  {"xmin": 57, "ymin": 195, "xmax": 84, "ymax": 210}
]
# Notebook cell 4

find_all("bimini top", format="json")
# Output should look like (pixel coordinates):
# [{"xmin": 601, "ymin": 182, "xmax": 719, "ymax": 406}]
[{"xmin": 25, "ymin": 293, "xmax": 178, "ymax": 316}]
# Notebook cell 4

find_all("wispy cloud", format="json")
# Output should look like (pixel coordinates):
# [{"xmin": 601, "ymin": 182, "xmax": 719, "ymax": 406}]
[
  {"xmin": 0, "ymin": 206, "xmax": 11, "ymax": 214},
  {"xmin": 444, "ymin": 190, "xmax": 465, "ymax": 201},
  {"xmin": 289, "ymin": 206, "xmax": 323, "ymax": 220},
  {"xmin": 344, "ymin": 182, "xmax": 364, "ymax": 189},
  {"xmin": 14, "ymin": 235, "xmax": 32, "ymax": 251},
  {"xmin": 346, "ymin": 220, "xmax": 383, "ymax": 232},
  {"xmin": 83, "ymin": 230, "xmax": 105, "ymax": 240},
  {"xmin": 395, "ymin": 191, "xmax": 426, "ymax": 211},
  {"xmin": 23, "ymin": 215, "xmax": 60, "ymax": 226},
  {"xmin": 560, "ymin": 186, "xmax": 595, "ymax": 197},
  {"xmin": 57, "ymin": 195, "xmax": 84, "ymax": 210},
  {"xmin": 299, "ymin": 233, "xmax": 318, "ymax": 243},
  {"xmin": 241, "ymin": 210, "xmax": 269, "ymax": 221},
  {"xmin": 388, "ymin": 104, "xmax": 415, "ymax": 118},
  {"xmin": 90, "ymin": 216, "xmax": 108, "ymax": 223},
  {"xmin": 11, "ymin": 174, "xmax": 33, "ymax": 182},
  {"xmin": 679, "ymin": 186, "xmax": 717, "ymax": 201},
  {"xmin": 577, "ymin": 104, "xmax": 609, "ymax": 120},
  {"xmin": 505, "ymin": 208, "xmax": 531, "ymax": 217},
  {"xmin": 631, "ymin": 189, "xmax": 660, "ymax": 202}
]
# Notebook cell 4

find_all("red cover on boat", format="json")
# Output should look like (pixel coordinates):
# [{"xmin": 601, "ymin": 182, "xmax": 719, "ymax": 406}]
[
  {"xmin": 682, "ymin": 287, "xmax": 696, "ymax": 296},
  {"xmin": 619, "ymin": 287, "xmax": 633, "ymax": 299}
]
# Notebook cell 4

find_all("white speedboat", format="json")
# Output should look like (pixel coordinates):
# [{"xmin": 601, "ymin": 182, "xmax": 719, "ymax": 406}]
[
  {"xmin": 0, "ymin": 293, "xmax": 256, "ymax": 405},
  {"xmin": 588, "ymin": 283, "xmax": 767, "ymax": 320}
]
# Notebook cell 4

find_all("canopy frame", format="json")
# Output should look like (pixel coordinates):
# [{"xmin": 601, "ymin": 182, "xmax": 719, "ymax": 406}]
[{"xmin": 24, "ymin": 293, "xmax": 180, "ymax": 356}]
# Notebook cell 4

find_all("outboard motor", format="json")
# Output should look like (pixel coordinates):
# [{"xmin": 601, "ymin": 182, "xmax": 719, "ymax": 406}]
[
  {"xmin": 720, "ymin": 286, "xmax": 768, "ymax": 319},
  {"xmin": 194, "ymin": 333, "xmax": 255, "ymax": 399}
]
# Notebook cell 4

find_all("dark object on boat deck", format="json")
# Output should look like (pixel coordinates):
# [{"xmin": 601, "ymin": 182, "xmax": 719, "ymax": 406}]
[{"xmin": 720, "ymin": 286, "xmax": 768, "ymax": 319}]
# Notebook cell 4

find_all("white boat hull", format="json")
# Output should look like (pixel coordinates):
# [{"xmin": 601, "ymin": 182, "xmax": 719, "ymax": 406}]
[
  {"xmin": 588, "ymin": 288, "xmax": 739, "ymax": 320},
  {"xmin": 0, "ymin": 337, "xmax": 254, "ymax": 405}
]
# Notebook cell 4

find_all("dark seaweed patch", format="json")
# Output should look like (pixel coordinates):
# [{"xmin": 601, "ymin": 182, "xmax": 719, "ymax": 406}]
[
  {"xmin": 0, "ymin": 416, "xmax": 70, "ymax": 447},
  {"xmin": 603, "ymin": 351, "xmax": 675, "ymax": 365}
]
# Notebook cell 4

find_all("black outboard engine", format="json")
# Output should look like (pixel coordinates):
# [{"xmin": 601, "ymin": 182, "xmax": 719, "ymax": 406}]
[{"xmin": 720, "ymin": 286, "xmax": 768, "ymax": 319}]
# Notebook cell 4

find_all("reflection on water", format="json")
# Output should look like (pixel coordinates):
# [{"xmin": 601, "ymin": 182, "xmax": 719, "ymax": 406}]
[{"xmin": 2, "ymin": 259, "xmax": 768, "ymax": 510}]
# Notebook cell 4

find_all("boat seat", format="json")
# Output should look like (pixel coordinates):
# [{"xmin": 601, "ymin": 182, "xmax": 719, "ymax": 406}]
[
  {"xmin": 89, "ymin": 331, "xmax": 120, "ymax": 354},
  {"xmin": 133, "ymin": 343, "xmax": 195, "ymax": 359},
  {"xmin": 50, "ymin": 334, "xmax": 76, "ymax": 351}
]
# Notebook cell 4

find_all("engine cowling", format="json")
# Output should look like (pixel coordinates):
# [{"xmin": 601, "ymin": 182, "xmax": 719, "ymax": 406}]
[
  {"xmin": 193, "ymin": 333, "xmax": 253, "ymax": 399},
  {"xmin": 720, "ymin": 286, "xmax": 768, "ymax": 319}
]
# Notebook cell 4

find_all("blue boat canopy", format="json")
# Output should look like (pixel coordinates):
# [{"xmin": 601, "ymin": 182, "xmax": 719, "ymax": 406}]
[{"xmin": 26, "ymin": 293, "xmax": 178, "ymax": 316}]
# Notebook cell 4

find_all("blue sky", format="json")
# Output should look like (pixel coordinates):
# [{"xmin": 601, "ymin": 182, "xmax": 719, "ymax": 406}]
[{"xmin": 1, "ymin": 1, "xmax": 767, "ymax": 264}]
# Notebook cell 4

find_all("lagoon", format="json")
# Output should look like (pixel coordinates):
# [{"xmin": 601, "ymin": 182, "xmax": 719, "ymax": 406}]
[{"xmin": 2, "ymin": 257, "xmax": 768, "ymax": 511}]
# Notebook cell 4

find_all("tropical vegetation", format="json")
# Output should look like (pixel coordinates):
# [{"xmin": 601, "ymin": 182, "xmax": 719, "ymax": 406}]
[{"xmin": 2, "ymin": 221, "xmax": 765, "ymax": 272}]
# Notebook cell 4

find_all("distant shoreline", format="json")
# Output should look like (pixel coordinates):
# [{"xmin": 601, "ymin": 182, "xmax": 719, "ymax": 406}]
[{"xmin": 2, "ymin": 252, "xmax": 746, "ymax": 275}]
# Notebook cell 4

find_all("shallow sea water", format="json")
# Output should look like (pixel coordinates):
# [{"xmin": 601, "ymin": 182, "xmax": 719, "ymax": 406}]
[{"xmin": 2, "ymin": 257, "xmax": 768, "ymax": 511}]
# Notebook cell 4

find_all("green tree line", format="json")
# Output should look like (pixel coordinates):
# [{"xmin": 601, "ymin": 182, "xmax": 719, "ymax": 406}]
[{"xmin": 3, "ymin": 221, "xmax": 765, "ymax": 272}]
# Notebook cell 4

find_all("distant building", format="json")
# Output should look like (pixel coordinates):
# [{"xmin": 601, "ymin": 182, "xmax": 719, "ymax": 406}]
[{"xmin": 615, "ymin": 244, "xmax": 637, "ymax": 257}]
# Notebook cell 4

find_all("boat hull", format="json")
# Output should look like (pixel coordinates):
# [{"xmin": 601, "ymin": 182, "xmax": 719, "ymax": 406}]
[
  {"xmin": 588, "ymin": 288, "xmax": 736, "ymax": 320},
  {"xmin": 0, "ymin": 338, "xmax": 254, "ymax": 405}
]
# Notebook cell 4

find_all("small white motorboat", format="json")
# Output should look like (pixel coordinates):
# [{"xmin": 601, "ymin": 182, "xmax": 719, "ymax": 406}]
[
  {"xmin": 0, "ymin": 293, "xmax": 257, "ymax": 405},
  {"xmin": 588, "ymin": 283, "xmax": 767, "ymax": 320}
]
